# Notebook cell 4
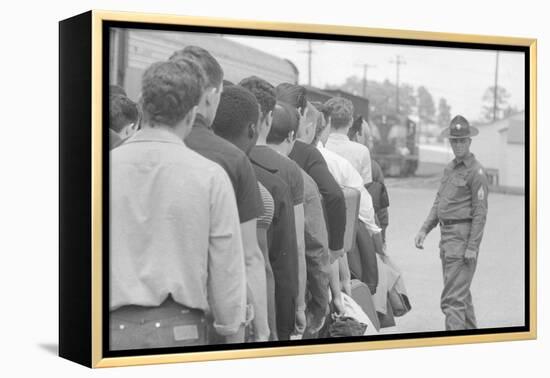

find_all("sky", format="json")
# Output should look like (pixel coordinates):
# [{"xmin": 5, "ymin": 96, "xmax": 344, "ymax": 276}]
[{"xmin": 225, "ymin": 34, "xmax": 525, "ymax": 122}]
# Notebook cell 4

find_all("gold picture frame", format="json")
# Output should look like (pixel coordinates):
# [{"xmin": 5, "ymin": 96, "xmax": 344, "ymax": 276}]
[{"xmin": 59, "ymin": 9, "xmax": 537, "ymax": 368}]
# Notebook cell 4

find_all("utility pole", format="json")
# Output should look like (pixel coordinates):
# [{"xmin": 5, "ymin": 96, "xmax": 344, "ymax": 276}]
[
  {"xmin": 356, "ymin": 63, "xmax": 375, "ymax": 98},
  {"xmin": 301, "ymin": 40, "xmax": 325, "ymax": 87},
  {"xmin": 389, "ymin": 55, "xmax": 406, "ymax": 114},
  {"xmin": 307, "ymin": 41, "xmax": 313, "ymax": 86},
  {"xmin": 492, "ymin": 51, "xmax": 500, "ymax": 122}
]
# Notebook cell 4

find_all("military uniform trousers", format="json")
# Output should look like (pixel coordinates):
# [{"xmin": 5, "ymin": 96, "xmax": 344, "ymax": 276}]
[{"xmin": 439, "ymin": 222, "xmax": 477, "ymax": 330}]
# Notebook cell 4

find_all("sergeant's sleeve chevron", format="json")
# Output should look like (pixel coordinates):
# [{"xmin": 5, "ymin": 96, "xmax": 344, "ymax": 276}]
[{"xmin": 467, "ymin": 167, "xmax": 489, "ymax": 253}]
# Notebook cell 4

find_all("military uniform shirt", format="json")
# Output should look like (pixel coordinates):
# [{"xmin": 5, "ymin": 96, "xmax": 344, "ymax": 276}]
[{"xmin": 421, "ymin": 153, "xmax": 489, "ymax": 253}]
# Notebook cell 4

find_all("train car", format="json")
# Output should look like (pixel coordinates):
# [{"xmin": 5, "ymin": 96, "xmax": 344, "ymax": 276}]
[
  {"xmin": 370, "ymin": 114, "xmax": 419, "ymax": 176},
  {"xmin": 109, "ymin": 28, "xmax": 299, "ymax": 101}
]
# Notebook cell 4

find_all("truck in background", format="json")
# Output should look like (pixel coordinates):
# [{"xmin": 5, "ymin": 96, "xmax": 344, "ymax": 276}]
[
  {"xmin": 369, "ymin": 114, "xmax": 418, "ymax": 177},
  {"xmin": 304, "ymin": 86, "xmax": 418, "ymax": 177}
]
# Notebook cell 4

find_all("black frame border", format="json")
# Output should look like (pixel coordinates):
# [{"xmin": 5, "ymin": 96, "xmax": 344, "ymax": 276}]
[{"xmin": 100, "ymin": 19, "xmax": 531, "ymax": 360}]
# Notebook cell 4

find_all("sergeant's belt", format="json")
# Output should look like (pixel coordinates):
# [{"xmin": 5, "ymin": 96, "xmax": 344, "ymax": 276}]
[{"xmin": 439, "ymin": 218, "xmax": 472, "ymax": 226}]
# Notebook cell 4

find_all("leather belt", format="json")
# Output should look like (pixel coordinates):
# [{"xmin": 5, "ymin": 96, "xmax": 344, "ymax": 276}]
[{"xmin": 439, "ymin": 218, "xmax": 472, "ymax": 226}]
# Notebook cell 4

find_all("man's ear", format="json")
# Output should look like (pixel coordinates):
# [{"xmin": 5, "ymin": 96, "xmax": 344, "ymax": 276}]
[
  {"xmin": 204, "ymin": 88, "xmax": 215, "ymax": 105},
  {"xmin": 248, "ymin": 122, "xmax": 255, "ymax": 139},
  {"xmin": 286, "ymin": 130, "xmax": 295, "ymax": 142}
]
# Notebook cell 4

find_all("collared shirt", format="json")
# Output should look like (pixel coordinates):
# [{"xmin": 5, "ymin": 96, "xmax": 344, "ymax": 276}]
[
  {"xmin": 317, "ymin": 143, "xmax": 381, "ymax": 234},
  {"xmin": 249, "ymin": 145, "xmax": 304, "ymax": 206},
  {"xmin": 289, "ymin": 140, "xmax": 346, "ymax": 251},
  {"xmin": 325, "ymin": 132, "xmax": 373, "ymax": 185},
  {"xmin": 110, "ymin": 128, "xmax": 246, "ymax": 336},
  {"xmin": 421, "ymin": 153, "xmax": 489, "ymax": 253},
  {"xmin": 185, "ymin": 115, "xmax": 263, "ymax": 223}
]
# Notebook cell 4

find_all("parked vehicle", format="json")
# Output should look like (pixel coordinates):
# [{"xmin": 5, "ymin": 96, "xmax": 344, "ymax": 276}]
[{"xmin": 369, "ymin": 114, "xmax": 418, "ymax": 176}]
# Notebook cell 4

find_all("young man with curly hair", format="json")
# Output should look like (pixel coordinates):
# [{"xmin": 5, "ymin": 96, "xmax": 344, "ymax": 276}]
[{"xmin": 109, "ymin": 59, "xmax": 247, "ymax": 349}]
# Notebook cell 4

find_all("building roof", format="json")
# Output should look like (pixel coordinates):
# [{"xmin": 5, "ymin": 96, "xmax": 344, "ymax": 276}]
[
  {"xmin": 127, "ymin": 29, "xmax": 298, "ymax": 85},
  {"xmin": 497, "ymin": 111, "xmax": 525, "ymax": 144}
]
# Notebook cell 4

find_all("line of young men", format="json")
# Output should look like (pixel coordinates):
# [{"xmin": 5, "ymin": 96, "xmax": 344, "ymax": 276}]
[{"xmin": 108, "ymin": 45, "xmax": 386, "ymax": 350}]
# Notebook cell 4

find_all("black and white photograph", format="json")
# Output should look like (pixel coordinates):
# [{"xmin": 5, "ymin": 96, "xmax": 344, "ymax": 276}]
[{"xmin": 106, "ymin": 24, "xmax": 528, "ymax": 353}]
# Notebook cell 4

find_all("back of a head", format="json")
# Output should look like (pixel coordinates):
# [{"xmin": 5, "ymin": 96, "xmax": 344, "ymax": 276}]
[
  {"xmin": 109, "ymin": 94, "xmax": 139, "ymax": 132},
  {"xmin": 109, "ymin": 84, "xmax": 127, "ymax": 97},
  {"xmin": 298, "ymin": 102, "xmax": 320, "ymax": 143},
  {"xmin": 239, "ymin": 76, "xmax": 276, "ymax": 119},
  {"xmin": 212, "ymin": 85, "xmax": 260, "ymax": 139},
  {"xmin": 325, "ymin": 97, "xmax": 354, "ymax": 129},
  {"xmin": 310, "ymin": 102, "xmax": 326, "ymax": 143},
  {"xmin": 276, "ymin": 83, "xmax": 307, "ymax": 113},
  {"xmin": 223, "ymin": 79, "xmax": 235, "ymax": 87},
  {"xmin": 141, "ymin": 59, "xmax": 204, "ymax": 127},
  {"xmin": 304, "ymin": 102, "xmax": 320, "ymax": 125},
  {"xmin": 267, "ymin": 101, "xmax": 300, "ymax": 145},
  {"xmin": 169, "ymin": 45, "xmax": 223, "ymax": 89},
  {"xmin": 311, "ymin": 101, "xmax": 331, "ymax": 123},
  {"xmin": 348, "ymin": 115, "xmax": 364, "ymax": 141}
]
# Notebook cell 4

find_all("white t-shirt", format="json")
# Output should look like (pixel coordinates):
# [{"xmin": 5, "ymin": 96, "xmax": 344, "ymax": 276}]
[{"xmin": 317, "ymin": 142, "xmax": 381, "ymax": 234}]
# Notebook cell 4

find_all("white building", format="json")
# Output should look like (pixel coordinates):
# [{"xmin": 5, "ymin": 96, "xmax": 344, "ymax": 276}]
[{"xmin": 473, "ymin": 112, "xmax": 525, "ymax": 191}]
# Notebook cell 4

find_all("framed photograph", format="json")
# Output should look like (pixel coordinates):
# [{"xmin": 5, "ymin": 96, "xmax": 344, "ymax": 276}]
[{"xmin": 59, "ymin": 10, "xmax": 537, "ymax": 368}]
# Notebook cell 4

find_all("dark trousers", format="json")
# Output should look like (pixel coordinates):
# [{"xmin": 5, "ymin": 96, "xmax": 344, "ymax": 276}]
[
  {"xmin": 439, "ymin": 223, "xmax": 478, "ymax": 330},
  {"xmin": 109, "ymin": 295, "xmax": 207, "ymax": 350}
]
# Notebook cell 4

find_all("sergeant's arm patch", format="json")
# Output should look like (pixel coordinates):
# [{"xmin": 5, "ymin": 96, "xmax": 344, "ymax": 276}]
[{"xmin": 478, "ymin": 186, "xmax": 485, "ymax": 200}]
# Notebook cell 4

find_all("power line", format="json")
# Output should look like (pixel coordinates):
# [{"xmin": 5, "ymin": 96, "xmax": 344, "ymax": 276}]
[
  {"xmin": 300, "ymin": 41, "xmax": 315, "ymax": 86},
  {"xmin": 492, "ymin": 51, "xmax": 500, "ymax": 122},
  {"xmin": 389, "ymin": 55, "xmax": 406, "ymax": 114}
]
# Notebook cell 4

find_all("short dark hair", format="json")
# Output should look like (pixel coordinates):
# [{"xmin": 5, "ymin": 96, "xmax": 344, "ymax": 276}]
[
  {"xmin": 169, "ymin": 46, "xmax": 223, "ymax": 89},
  {"xmin": 212, "ymin": 85, "xmax": 260, "ymax": 139},
  {"xmin": 266, "ymin": 101, "xmax": 300, "ymax": 144},
  {"xmin": 276, "ymin": 83, "xmax": 307, "ymax": 113},
  {"xmin": 348, "ymin": 115, "xmax": 364, "ymax": 141},
  {"xmin": 141, "ymin": 60, "xmax": 204, "ymax": 127},
  {"xmin": 239, "ymin": 76, "xmax": 276, "ymax": 119},
  {"xmin": 109, "ymin": 84, "xmax": 127, "ymax": 97},
  {"xmin": 109, "ymin": 94, "xmax": 139, "ymax": 132},
  {"xmin": 325, "ymin": 97, "xmax": 354, "ymax": 129},
  {"xmin": 311, "ymin": 101, "xmax": 331, "ymax": 121}
]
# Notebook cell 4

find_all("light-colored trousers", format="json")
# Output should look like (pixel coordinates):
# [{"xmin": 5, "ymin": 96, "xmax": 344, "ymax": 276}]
[{"xmin": 439, "ymin": 222, "xmax": 478, "ymax": 330}]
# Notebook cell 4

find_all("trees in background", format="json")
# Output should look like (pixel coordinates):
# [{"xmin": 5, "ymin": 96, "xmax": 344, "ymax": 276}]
[
  {"xmin": 481, "ymin": 85, "xmax": 518, "ymax": 122},
  {"xmin": 437, "ymin": 98, "xmax": 452, "ymax": 129}
]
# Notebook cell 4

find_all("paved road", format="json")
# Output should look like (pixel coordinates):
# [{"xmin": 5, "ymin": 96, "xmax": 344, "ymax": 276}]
[{"xmin": 380, "ymin": 178, "xmax": 526, "ymax": 334}]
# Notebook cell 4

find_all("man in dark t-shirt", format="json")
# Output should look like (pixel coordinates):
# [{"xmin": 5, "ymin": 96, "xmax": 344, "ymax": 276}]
[
  {"xmin": 171, "ymin": 46, "xmax": 267, "ymax": 342},
  {"xmin": 186, "ymin": 114, "xmax": 264, "ymax": 222},
  {"xmin": 210, "ymin": 85, "xmax": 279, "ymax": 341}
]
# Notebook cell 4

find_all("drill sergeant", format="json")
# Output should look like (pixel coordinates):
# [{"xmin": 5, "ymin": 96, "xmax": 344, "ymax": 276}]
[{"xmin": 414, "ymin": 115, "xmax": 489, "ymax": 330}]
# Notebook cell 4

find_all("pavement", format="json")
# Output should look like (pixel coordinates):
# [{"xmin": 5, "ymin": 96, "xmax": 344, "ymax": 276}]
[{"xmin": 380, "ymin": 173, "xmax": 526, "ymax": 333}]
